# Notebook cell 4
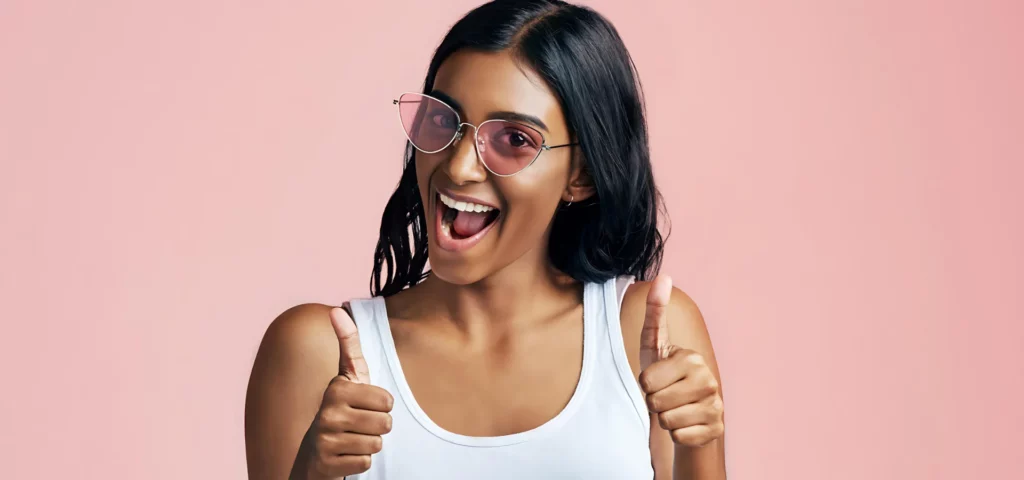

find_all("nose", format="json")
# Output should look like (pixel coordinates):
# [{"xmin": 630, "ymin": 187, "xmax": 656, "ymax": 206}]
[{"xmin": 444, "ymin": 123, "xmax": 488, "ymax": 185}]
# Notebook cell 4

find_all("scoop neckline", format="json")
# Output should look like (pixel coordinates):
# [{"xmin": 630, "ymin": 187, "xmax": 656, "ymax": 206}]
[{"xmin": 371, "ymin": 282, "xmax": 596, "ymax": 447}]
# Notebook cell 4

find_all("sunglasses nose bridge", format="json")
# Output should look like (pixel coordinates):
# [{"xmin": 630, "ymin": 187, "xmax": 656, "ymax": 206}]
[{"xmin": 452, "ymin": 122, "xmax": 477, "ymax": 144}]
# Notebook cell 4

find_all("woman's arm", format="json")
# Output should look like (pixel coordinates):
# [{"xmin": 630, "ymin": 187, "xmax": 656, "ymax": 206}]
[
  {"xmin": 621, "ymin": 282, "xmax": 728, "ymax": 480},
  {"xmin": 245, "ymin": 303, "xmax": 339, "ymax": 480}
]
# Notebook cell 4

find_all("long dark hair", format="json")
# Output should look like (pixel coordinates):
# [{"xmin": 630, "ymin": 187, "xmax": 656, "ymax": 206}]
[{"xmin": 371, "ymin": 0, "xmax": 668, "ymax": 296}]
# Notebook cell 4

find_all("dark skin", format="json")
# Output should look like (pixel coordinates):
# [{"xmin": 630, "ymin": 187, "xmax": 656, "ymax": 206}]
[{"xmin": 244, "ymin": 49, "xmax": 726, "ymax": 479}]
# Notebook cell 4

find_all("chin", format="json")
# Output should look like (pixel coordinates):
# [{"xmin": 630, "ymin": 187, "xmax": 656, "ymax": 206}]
[{"xmin": 424, "ymin": 250, "xmax": 491, "ymax": 286}]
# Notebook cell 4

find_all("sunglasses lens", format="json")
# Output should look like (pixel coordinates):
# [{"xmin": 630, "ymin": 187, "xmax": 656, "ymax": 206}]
[
  {"xmin": 476, "ymin": 121, "xmax": 544, "ymax": 176},
  {"xmin": 397, "ymin": 93, "xmax": 459, "ymax": 152}
]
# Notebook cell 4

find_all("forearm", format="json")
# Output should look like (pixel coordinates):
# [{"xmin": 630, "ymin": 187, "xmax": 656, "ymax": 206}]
[{"xmin": 672, "ymin": 440, "xmax": 726, "ymax": 480}]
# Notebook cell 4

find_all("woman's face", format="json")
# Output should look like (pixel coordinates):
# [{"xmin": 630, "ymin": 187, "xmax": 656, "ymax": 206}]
[{"xmin": 415, "ymin": 49, "xmax": 581, "ymax": 285}]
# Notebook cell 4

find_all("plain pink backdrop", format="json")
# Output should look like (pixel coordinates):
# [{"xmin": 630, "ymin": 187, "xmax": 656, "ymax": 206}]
[{"xmin": 1, "ymin": 1, "xmax": 1021, "ymax": 478}]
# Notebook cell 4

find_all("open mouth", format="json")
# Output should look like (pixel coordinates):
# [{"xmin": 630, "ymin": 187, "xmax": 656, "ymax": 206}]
[{"xmin": 434, "ymin": 191, "xmax": 500, "ymax": 251}]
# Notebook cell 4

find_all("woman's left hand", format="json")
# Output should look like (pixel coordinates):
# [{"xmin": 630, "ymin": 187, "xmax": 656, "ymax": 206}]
[{"xmin": 638, "ymin": 276, "xmax": 725, "ymax": 447}]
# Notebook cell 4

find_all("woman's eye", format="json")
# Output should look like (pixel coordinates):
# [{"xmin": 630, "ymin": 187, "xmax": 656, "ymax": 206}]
[
  {"xmin": 430, "ymin": 113, "xmax": 455, "ymax": 128},
  {"xmin": 500, "ymin": 130, "xmax": 536, "ymax": 149}
]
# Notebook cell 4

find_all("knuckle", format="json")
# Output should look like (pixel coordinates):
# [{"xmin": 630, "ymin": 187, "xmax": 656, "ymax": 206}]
[
  {"xmin": 670, "ymin": 429, "xmax": 686, "ymax": 444},
  {"xmin": 383, "ymin": 413, "xmax": 394, "ymax": 433},
  {"xmin": 323, "ymin": 381, "xmax": 339, "ymax": 399},
  {"xmin": 325, "ymin": 379, "xmax": 352, "ymax": 403},
  {"xmin": 698, "ymin": 376, "xmax": 718, "ymax": 397},
  {"xmin": 341, "ymin": 355, "xmax": 367, "ymax": 376},
  {"xmin": 315, "ymin": 408, "xmax": 332, "ymax": 426},
  {"xmin": 657, "ymin": 411, "xmax": 671, "ymax": 430},
  {"xmin": 314, "ymin": 434, "xmax": 331, "ymax": 454},
  {"xmin": 711, "ymin": 396, "xmax": 725, "ymax": 416},
  {"xmin": 328, "ymin": 375, "xmax": 350, "ymax": 389},
  {"xmin": 646, "ymin": 394, "xmax": 660, "ymax": 412},
  {"xmin": 684, "ymin": 352, "xmax": 704, "ymax": 367},
  {"xmin": 638, "ymin": 372, "xmax": 655, "ymax": 393},
  {"xmin": 319, "ymin": 407, "xmax": 343, "ymax": 427},
  {"xmin": 371, "ymin": 435, "xmax": 384, "ymax": 453},
  {"xmin": 358, "ymin": 455, "xmax": 373, "ymax": 472}
]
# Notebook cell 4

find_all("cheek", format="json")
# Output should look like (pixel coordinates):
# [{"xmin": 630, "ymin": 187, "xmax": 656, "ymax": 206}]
[
  {"xmin": 502, "ymin": 153, "xmax": 570, "ymax": 205},
  {"xmin": 497, "ymin": 173, "xmax": 565, "ymax": 231},
  {"xmin": 414, "ymin": 153, "xmax": 442, "ymax": 196}
]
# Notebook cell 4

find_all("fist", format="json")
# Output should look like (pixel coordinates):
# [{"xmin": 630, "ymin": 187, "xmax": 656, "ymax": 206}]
[
  {"xmin": 307, "ymin": 307, "xmax": 394, "ymax": 479},
  {"xmin": 639, "ymin": 276, "xmax": 725, "ymax": 447}
]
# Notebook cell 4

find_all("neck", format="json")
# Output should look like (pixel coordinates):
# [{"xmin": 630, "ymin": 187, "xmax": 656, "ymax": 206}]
[{"xmin": 418, "ymin": 250, "xmax": 582, "ymax": 341}]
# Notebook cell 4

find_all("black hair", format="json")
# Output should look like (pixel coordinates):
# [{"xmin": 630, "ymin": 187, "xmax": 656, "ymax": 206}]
[{"xmin": 371, "ymin": 0, "xmax": 668, "ymax": 296}]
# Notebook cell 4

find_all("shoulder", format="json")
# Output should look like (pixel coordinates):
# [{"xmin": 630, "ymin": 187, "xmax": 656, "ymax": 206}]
[
  {"xmin": 251, "ymin": 303, "xmax": 341, "ymax": 383},
  {"xmin": 621, "ymin": 280, "xmax": 706, "ymax": 339},
  {"xmin": 618, "ymin": 279, "xmax": 720, "ymax": 378},
  {"xmin": 261, "ymin": 302, "xmax": 339, "ymax": 355}
]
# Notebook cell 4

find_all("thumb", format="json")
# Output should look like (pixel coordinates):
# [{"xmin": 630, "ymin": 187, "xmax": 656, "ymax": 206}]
[
  {"xmin": 639, "ymin": 275, "xmax": 673, "ymax": 372},
  {"xmin": 641, "ymin": 276, "xmax": 675, "ymax": 451},
  {"xmin": 330, "ymin": 306, "xmax": 370, "ymax": 384}
]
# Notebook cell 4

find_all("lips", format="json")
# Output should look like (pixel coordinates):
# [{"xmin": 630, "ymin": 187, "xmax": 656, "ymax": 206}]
[{"xmin": 433, "ymin": 190, "xmax": 501, "ymax": 253}]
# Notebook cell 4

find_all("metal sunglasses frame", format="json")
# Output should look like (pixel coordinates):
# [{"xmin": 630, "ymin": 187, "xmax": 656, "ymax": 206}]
[{"xmin": 393, "ymin": 92, "xmax": 577, "ymax": 177}]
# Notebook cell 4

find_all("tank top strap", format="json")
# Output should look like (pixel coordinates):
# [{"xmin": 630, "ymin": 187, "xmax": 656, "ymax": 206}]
[
  {"xmin": 615, "ymin": 275, "xmax": 636, "ymax": 311},
  {"xmin": 342, "ymin": 297, "xmax": 388, "ymax": 387},
  {"xmin": 599, "ymin": 275, "xmax": 650, "ymax": 431}
]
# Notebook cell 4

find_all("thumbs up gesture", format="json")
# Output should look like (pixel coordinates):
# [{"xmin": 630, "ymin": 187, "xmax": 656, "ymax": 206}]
[
  {"xmin": 639, "ymin": 276, "xmax": 725, "ymax": 447},
  {"xmin": 305, "ymin": 307, "xmax": 394, "ymax": 479}
]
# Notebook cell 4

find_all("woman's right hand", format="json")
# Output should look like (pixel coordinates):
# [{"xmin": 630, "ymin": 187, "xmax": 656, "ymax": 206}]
[{"xmin": 305, "ymin": 307, "xmax": 394, "ymax": 479}]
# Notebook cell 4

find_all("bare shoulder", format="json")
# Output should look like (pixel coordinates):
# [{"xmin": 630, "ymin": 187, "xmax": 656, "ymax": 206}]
[
  {"xmin": 254, "ymin": 303, "xmax": 341, "ymax": 374},
  {"xmin": 247, "ymin": 303, "xmax": 343, "ymax": 406},
  {"xmin": 621, "ymin": 281, "xmax": 709, "ymax": 346},
  {"xmin": 619, "ymin": 280, "xmax": 721, "ymax": 380}
]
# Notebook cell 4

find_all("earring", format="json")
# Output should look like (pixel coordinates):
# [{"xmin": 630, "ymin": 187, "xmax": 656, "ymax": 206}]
[{"xmin": 566, "ymin": 194, "xmax": 574, "ymax": 207}]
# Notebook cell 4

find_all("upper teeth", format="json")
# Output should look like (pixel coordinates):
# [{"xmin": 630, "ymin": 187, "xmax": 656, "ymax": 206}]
[{"xmin": 440, "ymin": 193, "xmax": 495, "ymax": 213}]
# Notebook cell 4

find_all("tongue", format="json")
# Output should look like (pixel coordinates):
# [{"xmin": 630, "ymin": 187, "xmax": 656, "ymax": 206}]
[{"xmin": 452, "ymin": 210, "xmax": 492, "ymax": 237}]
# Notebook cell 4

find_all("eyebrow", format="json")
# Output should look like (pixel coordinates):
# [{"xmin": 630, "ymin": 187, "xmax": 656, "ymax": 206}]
[{"xmin": 430, "ymin": 89, "xmax": 550, "ymax": 133}]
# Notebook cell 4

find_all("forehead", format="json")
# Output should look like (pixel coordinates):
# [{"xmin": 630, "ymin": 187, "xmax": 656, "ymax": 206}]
[{"xmin": 432, "ymin": 49, "xmax": 566, "ymax": 133}]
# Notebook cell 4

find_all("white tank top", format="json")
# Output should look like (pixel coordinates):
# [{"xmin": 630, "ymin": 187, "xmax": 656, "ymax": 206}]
[{"xmin": 345, "ymin": 275, "xmax": 653, "ymax": 479}]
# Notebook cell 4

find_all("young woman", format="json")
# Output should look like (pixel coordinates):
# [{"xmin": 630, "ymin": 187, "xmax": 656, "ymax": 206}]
[{"xmin": 246, "ymin": 1, "xmax": 726, "ymax": 478}]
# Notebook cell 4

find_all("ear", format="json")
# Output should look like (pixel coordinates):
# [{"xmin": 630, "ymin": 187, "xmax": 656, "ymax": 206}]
[{"xmin": 563, "ymin": 153, "xmax": 596, "ymax": 203}]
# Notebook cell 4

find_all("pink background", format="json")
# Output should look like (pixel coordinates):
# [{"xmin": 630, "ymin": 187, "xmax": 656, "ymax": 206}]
[{"xmin": 1, "ymin": 1, "xmax": 1021, "ymax": 478}]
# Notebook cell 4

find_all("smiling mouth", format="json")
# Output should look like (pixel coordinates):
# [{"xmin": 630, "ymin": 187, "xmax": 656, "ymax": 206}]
[{"xmin": 434, "ymin": 191, "xmax": 501, "ymax": 250}]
